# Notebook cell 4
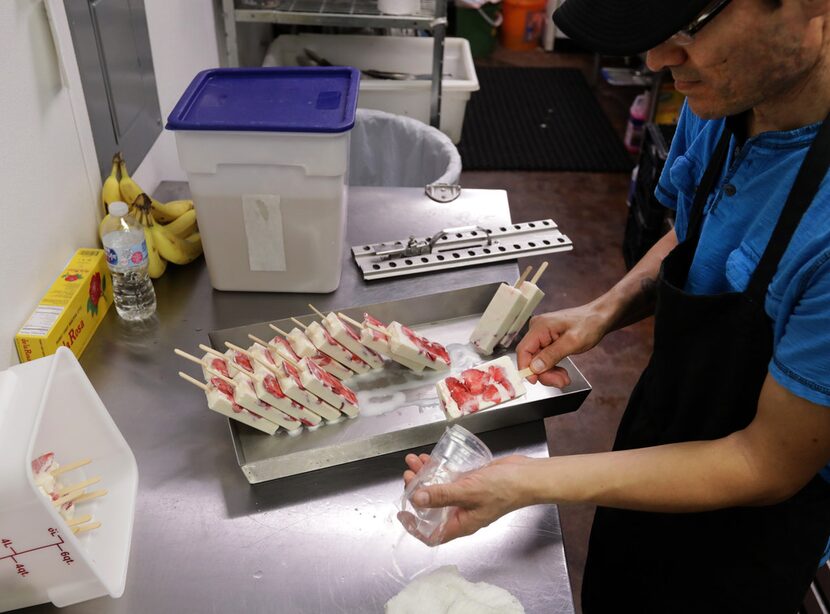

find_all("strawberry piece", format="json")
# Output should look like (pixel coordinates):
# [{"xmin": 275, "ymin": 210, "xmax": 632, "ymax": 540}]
[
  {"xmin": 461, "ymin": 368, "xmax": 490, "ymax": 395},
  {"xmin": 482, "ymin": 384, "xmax": 502, "ymax": 404},
  {"xmin": 233, "ymin": 352, "xmax": 253, "ymax": 373},
  {"xmin": 210, "ymin": 358, "xmax": 230, "ymax": 378},
  {"xmin": 31, "ymin": 452, "xmax": 54, "ymax": 474},
  {"xmin": 271, "ymin": 336, "xmax": 300, "ymax": 361},
  {"xmin": 263, "ymin": 374, "xmax": 285, "ymax": 398},
  {"xmin": 488, "ymin": 366, "xmax": 515, "ymax": 397},
  {"xmin": 212, "ymin": 378, "xmax": 235, "ymax": 400},
  {"xmin": 446, "ymin": 377, "xmax": 479, "ymax": 413}
]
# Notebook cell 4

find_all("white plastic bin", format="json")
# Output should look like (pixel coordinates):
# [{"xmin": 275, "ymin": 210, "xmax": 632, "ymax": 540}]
[
  {"xmin": 264, "ymin": 35, "xmax": 479, "ymax": 144},
  {"xmin": 349, "ymin": 108, "xmax": 462, "ymax": 187},
  {"xmin": 166, "ymin": 67, "xmax": 361, "ymax": 293},
  {"xmin": 0, "ymin": 348, "xmax": 138, "ymax": 611}
]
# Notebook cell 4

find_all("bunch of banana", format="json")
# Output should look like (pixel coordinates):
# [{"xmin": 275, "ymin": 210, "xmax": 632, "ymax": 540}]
[{"xmin": 97, "ymin": 152, "xmax": 203, "ymax": 279}]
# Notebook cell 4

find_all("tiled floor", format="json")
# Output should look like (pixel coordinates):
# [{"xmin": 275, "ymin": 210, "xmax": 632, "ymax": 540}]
[{"xmin": 461, "ymin": 46, "xmax": 656, "ymax": 613}]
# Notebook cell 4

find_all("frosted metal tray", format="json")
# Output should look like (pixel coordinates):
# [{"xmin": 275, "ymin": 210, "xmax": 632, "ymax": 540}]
[{"xmin": 210, "ymin": 283, "xmax": 592, "ymax": 483}]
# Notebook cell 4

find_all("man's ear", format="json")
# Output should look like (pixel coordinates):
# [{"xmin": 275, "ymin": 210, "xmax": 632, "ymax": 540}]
[{"xmin": 801, "ymin": 0, "xmax": 830, "ymax": 20}]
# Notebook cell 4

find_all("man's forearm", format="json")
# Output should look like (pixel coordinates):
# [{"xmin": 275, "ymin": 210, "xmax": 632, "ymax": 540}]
[
  {"xmin": 593, "ymin": 228, "xmax": 678, "ymax": 332},
  {"xmin": 522, "ymin": 433, "xmax": 780, "ymax": 514}
]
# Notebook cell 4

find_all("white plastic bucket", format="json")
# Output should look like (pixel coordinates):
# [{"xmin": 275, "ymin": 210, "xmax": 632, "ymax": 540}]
[{"xmin": 0, "ymin": 348, "xmax": 138, "ymax": 611}]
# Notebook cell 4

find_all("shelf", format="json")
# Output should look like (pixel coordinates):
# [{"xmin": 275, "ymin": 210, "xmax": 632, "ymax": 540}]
[{"xmin": 236, "ymin": 0, "xmax": 442, "ymax": 28}]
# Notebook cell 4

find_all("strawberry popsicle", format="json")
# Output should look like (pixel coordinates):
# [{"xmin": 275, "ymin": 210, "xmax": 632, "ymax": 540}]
[
  {"xmin": 276, "ymin": 360, "xmax": 345, "ymax": 423},
  {"xmin": 205, "ymin": 375, "xmax": 279, "ymax": 435},
  {"xmin": 358, "ymin": 314, "xmax": 426, "ymax": 372},
  {"xmin": 200, "ymin": 353, "xmax": 236, "ymax": 380},
  {"xmin": 436, "ymin": 356, "xmax": 529, "ymax": 419},
  {"xmin": 321, "ymin": 312, "xmax": 384, "ymax": 370},
  {"xmin": 226, "ymin": 370, "xmax": 303, "ymax": 434},
  {"xmin": 305, "ymin": 321, "xmax": 372, "ymax": 375},
  {"xmin": 298, "ymin": 357, "xmax": 359, "ymax": 418},
  {"xmin": 281, "ymin": 326, "xmax": 355, "ymax": 381},
  {"xmin": 387, "ymin": 321, "xmax": 451, "ymax": 371},
  {"xmin": 469, "ymin": 283, "xmax": 529, "ymax": 355},
  {"xmin": 250, "ymin": 361, "xmax": 324, "ymax": 428}
]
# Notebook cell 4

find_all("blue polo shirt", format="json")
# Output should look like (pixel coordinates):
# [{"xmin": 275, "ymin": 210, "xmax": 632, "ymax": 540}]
[
  {"xmin": 656, "ymin": 103, "xmax": 830, "ymax": 566},
  {"xmin": 655, "ymin": 103, "xmax": 830, "ymax": 467}
]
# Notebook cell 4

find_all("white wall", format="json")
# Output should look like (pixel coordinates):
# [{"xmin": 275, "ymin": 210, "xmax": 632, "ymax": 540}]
[{"xmin": 0, "ymin": 0, "xmax": 220, "ymax": 370}]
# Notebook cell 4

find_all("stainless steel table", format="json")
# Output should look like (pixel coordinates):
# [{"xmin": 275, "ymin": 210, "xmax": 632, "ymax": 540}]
[{"xmin": 23, "ymin": 186, "xmax": 584, "ymax": 613}]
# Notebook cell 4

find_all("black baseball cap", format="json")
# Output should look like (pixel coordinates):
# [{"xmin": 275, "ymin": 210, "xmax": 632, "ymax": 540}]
[{"xmin": 553, "ymin": 0, "xmax": 712, "ymax": 56}]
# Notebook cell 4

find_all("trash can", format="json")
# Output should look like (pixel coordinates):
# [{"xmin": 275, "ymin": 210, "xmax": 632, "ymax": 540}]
[
  {"xmin": 454, "ymin": 0, "xmax": 503, "ymax": 58},
  {"xmin": 348, "ymin": 109, "xmax": 462, "ymax": 187}
]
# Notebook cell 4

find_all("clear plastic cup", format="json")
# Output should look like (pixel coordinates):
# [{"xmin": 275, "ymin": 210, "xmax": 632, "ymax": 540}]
[{"xmin": 398, "ymin": 425, "xmax": 493, "ymax": 545}]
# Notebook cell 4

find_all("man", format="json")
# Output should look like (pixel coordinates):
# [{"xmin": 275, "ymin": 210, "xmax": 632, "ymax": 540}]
[{"xmin": 401, "ymin": 0, "xmax": 830, "ymax": 611}]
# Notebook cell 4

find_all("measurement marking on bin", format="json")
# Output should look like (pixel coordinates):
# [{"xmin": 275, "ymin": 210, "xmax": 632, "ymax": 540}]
[{"xmin": 1, "ymin": 528, "xmax": 75, "ymax": 576}]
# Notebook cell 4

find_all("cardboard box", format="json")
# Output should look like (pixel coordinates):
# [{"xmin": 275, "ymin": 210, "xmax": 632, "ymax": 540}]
[{"xmin": 15, "ymin": 249, "xmax": 113, "ymax": 363}]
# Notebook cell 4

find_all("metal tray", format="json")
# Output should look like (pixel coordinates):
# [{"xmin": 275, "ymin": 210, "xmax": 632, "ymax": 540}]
[{"xmin": 210, "ymin": 283, "xmax": 592, "ymax": 483}]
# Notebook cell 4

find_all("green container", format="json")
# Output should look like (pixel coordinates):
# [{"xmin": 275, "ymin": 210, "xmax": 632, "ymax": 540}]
[{"xmin": 454, "ymin": 2, "xmax": 501, "ymax": 58}]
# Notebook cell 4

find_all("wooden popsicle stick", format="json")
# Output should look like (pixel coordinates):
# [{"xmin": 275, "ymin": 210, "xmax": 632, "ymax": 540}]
[
  {"xmin": 514, "ymin": 265, "xmax": 533, "ymax": 288},
  {"xmin": 51, "ymin": 458, "xmax": 91, "ymax": 476},
  {"xmin": 224, "ymin": 341, "xmax": 254, "ymax": 358},
  {"xmin": 518, "ymin": 367, "xmax": 535, "ymax": 379},
  {"xmin": 248, "ymin": 333, "xmax": 272, "ymax": 348},
  {"xmin": 58, "ymin": 477, "xmax": 101, "ymax": 497},
  {"xmin": 66, "ymin": 514, "xmax": 92, "ymax": 527},
  {"xmin": 72, "ymin": 489, "xmax": 108, "ymax": 505},
  {"xmin": 269, "ymin": 324, "xmax": 290, "ymax": 337},
  {"xmin": 307, "ymin": 304, "xmax": 327, "ymax": 319},
  {"xmin": 53, "ymin": 485, "xmax": 102, "ymax": 508},
  {"xmin": 179, "ymin": 371, "xmax": 210, "ymax": 391},
  {"xmin": 205, "ymin": 367, "xmax": 236, "ymax": 388},
  {"xmin": 337, "ymin": 312, "xmax": 364, "ymax": 329},
  {"xmin": 198, "ymin": 344, "xmax": 226, "ymax": 359},
  {"xmin": 365, "ymin": 322, "xmax": 388, "ymax": 336},
  {"xmin": 174, "ymin": 348, "xmax": 206, "ymax": 366},
  {"xmin": 291, "ymin": 317, "xmax": 308, "ymax": 331},
  {"xmin": 530, "ymin": 261, "xmax": 549, "ymax": 285},
  {"xmin": 73, "ymin": 521, "xmax": 101, "ymax": 535},
  {"xmin": 251, "ymin": 352, "xmax": 281, "ymax": 375}
]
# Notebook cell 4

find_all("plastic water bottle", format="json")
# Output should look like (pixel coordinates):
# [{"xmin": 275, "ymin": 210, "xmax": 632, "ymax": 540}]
[
  {"xmin": 624, "ymin": 92, "xmax": 651, "ymax": 154},
  {"xmin": 100, "ymin": 202, "xmax": 156, "ymax": 321}
]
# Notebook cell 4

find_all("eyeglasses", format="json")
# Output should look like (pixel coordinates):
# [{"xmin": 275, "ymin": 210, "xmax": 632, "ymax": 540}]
[{"xmin": 670, "ymin": 0, "xmax": 733, "ymax": 45}]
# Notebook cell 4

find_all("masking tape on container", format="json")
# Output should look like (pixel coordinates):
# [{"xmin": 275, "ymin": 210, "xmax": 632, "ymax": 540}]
[{"xmin": 242, "ymin": 194, "xmax": 287, "ymax": 272}]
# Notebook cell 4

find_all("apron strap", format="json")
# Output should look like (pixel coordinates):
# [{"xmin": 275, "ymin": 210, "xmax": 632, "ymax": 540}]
[
  {"xmin": 677, "ymin": 121, "xmax": 734, "ymax": 286},
  {"xmin": 747, "ymin": 112, "xmax": 830, "ymax": 303}
]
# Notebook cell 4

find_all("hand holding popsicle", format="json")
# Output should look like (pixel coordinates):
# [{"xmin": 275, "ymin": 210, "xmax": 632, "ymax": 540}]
[{"xmin": 516, "ymin": 302, "xmax": 613, "ymax": 388}]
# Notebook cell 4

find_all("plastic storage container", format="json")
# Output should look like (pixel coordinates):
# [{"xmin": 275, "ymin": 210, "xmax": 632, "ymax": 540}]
[
  {"xmin": 263, "ymin": 35, "xmax": 479, "ymax": 144},
  {"xmin": 166, "ymin": 67, "xmax": 360, "ymax": 293},
  {"xmin": 0, "ymin": 348, "xmax": 138, "ymax": 611}
]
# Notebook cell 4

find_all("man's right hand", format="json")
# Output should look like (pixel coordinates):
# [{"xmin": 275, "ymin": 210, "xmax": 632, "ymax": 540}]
[{"xmin": 516, "ymin": 303, "xmax": 612, "ymax": 387}]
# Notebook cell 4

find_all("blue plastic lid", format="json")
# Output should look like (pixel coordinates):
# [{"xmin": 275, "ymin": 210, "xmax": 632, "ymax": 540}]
[{"xmin": 165, "ymin": 66, "xmax": 360, "ymax": 133}]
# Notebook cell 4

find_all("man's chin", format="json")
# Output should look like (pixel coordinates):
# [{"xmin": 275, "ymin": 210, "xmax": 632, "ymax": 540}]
[{"xmin": 685, "ymin": 98, "xmax": 731, "ymax": 121}]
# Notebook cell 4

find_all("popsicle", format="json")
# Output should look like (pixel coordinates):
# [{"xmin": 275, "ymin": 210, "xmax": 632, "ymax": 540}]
[
  {"xmin": 436, "ymin": 356, "xmax": 531, "ymax": 419},
  {"xmin": 207, "ymin": 367, "xmax": 303, "ymax": 434},
  {"xmin": 310, "ymin": 305, "xmax": 384, "ymax": 370},
  {"xmin": 275, "ymin": 359, "xmax": 345, "ymax": 423},
  {"xmin": 337, "ymin": 313, "xmax": 427, "ymax": 372},
  {"xmin": 227, "ymin": 341, "xmax": 343, "ymax": 424},
  {"xmin": 498, "ymin": 262, "xmax": 548, "ymax": 348},
  {"xmin": 178, "ymin": 371, "xmax": 278, "ymax": 435},
  {"xmin": 272, "ymin": 324, "xmax": 355, "ymax": 381},
  {"xmin": 298, "ymin": 319, "xmax": 372, "ymax": 375},
  {"xmin": 469, "ymin": 267, "xmax": 532, "ymax": 355},
  {"xmin": 298, "ymin": 357, "xmax": 359, "ymax": 418},
  {"xmin": 249, "ymin": 359, "xmax": 324, "ymax": 428},
  {"xmin": 386, "ymin": 321, "xmax": 451, "ymax": 371}
]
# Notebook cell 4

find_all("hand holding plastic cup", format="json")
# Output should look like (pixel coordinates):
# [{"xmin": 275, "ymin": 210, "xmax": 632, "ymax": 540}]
[{"xmin": 398, "ymin": 425, "xmax": 493, "ymax": 545}]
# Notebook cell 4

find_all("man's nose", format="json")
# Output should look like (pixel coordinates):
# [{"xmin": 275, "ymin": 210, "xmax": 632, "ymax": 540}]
[{"xmin": 646, "ymin": 39, "xmax": 688, "ymax": 72}]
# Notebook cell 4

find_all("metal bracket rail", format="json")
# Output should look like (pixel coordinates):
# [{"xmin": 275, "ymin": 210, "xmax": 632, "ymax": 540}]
[{"xmin": 352, "ymin": 219, "xmax": 573, "ymax": 280}]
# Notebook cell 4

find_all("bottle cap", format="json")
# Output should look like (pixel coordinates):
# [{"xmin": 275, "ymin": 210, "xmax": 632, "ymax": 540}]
[{"xmin": 108, "ymin": 201, "xmax": 129, "ymax": 217}]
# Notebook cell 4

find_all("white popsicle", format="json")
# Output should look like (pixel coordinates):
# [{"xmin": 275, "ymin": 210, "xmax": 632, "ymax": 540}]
[
  {"xmin": 498, "ymin": 262, "xmax": 548, "ymax": 348},
  {"xmin": 298, "ymin": 357, "xmax": 359, "ymax": 418},
  {"xmin": 278, "ymin": 326, "xmax": 355, "ymax": 381},
  {"xmin": 436, "ymin": 356, "xmax": 529, "ymax": 419},
  {"xmin": 305, "ymin": 321, "xmax": 372, "ymax": 374},
  {"xmin": 275, "ymin": 360, "xmax": 344, "ymax": 423},
  {"xmin": 250, "ymin": 361, "xmax": 323, "ymax": 428},
  {"xmin": 469, "ymin": 284, "xmax": 528, "ymax": 355},
  {"xmin": 321, "ymin": 312, "xmax": 384, "ymax": 369},
  {"xmin": 387, "ymin": 321, "xmax": 451, "ymax": 371},
  {"xmin": 357, "ymin": 314, "xmax": 427, "ymax": 372},
  {"xmin": 203, "ymin": 374, "xmax": 279, "ymax": 435}
]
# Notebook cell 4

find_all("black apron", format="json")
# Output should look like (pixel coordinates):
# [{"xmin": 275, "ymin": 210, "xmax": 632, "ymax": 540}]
[{"xmin": 581, "ymin": 114, "xmax": 830, "ymax": 614}]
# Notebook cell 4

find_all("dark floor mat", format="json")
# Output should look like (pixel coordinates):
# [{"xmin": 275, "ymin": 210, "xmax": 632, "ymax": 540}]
[{"xmin": 458, "ymin": 67, "xmax": 634, "ymax": 172}]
